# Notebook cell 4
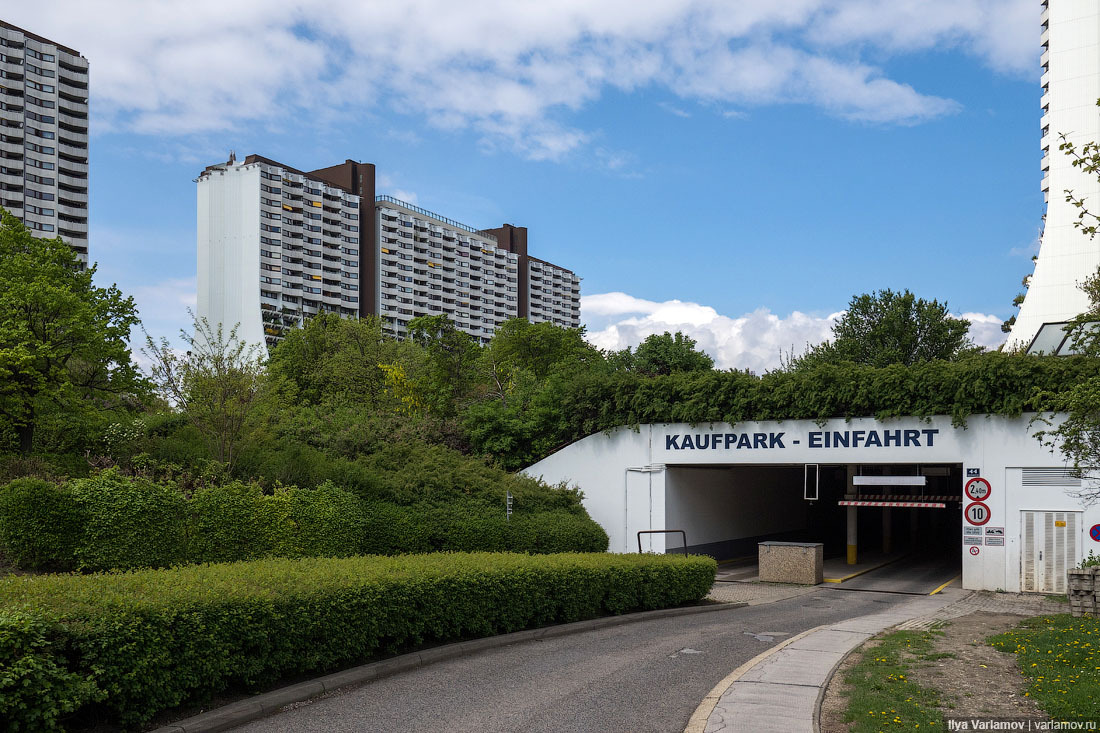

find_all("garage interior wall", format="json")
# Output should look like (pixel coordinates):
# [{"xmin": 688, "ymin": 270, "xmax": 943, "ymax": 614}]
[{"xmin": 665, "ymin": 466, "xmax": 808, "ymax": 558}]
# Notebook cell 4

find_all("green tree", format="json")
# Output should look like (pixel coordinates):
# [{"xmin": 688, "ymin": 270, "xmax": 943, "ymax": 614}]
[
  {"xmin": 143, "ymin": 314, "xmax": 264, "ymax": 470},
  {"xmin": 0, "ymin": 211, "xmax": 144, "ymax": 453},
  {"xmin": 407, "ymin": 314, "xmax": 480, "ymax": 416},
  {"xmin": 265, "ymin": 313, "xmax": 415, "ymax": 408},
  {"xmin": 630, "ymin": 331, "xmax": 714, "ymax": 376},
  {"xmin": 790, "ymin": 289, "xmax": 975, "ymax": 369}
]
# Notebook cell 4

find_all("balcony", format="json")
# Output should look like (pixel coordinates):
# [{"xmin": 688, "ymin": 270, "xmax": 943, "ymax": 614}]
[
  {"xmin": 56, "ymin": 202, "xmax": 87, "ymax": 218},
  {"xmin": 57, "ymin": 97, "xmax": 87, "ymax": 117},
  {"xmin": 0, "ymin": 140, "xmax": 23, "ymax": 156},
  {"xmin": 57, "ymin": 77, "xmax": 88, "ymax": 99},
  {"xmin": 57, "ymin": 111, "xmax": 87, "ymax": 130},
  {"xmin": 58, "ymin": 141, "xmax": 86, "ymax": 160},
  {"xmin": 57, "ymin": 129, "xmax": 88, "ymax": 147},
  {"xmin": 57, "ymin": 159, "xmax": 87, "ymax": 176}
]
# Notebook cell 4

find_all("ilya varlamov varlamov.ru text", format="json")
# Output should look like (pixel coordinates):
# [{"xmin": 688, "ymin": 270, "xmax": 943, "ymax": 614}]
[{"xmin": 946, "ymin": 720, "xmax": 1098, "ymax": 731}]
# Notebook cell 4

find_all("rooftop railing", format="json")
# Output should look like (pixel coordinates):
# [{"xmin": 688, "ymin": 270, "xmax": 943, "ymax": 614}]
[{"xmin": 375, "ymin": 195, "xmax": 497, "ymax": 241}]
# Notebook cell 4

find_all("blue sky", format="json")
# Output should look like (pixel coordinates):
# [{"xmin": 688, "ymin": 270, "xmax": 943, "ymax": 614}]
[{"xmin": 9, "ymin": 1, "xmax": 1046, "ymax": 371}]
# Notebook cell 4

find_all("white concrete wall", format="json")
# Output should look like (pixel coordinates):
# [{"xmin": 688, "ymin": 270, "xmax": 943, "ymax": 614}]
[
  {"xmin": 664, "ymin": 466, "xmax": 807, "ymax": 548},
  {"xmin": 196, "ymin": 165, "xmax": 264, "ymax": 350},
  {"xmin": 1009, "ymin": 0, "xmax": 1100, "ymax": 348},
  {"xmin": 523, "ymin": 415, "xmax": 1096, "ymax": 592}
]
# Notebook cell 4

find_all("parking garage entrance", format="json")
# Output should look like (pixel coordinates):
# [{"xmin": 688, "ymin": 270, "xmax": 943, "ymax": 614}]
[
  {"xmin": 662, "ymin": 463, "xmax": 962, "ymax": 593},
  {"xmin": 526, "ymin": 416, "xmax": 1099, "ymax": 592}
]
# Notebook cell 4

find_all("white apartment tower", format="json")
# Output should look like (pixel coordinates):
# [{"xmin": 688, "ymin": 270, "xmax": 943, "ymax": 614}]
[
  {"xmin": 0, "ymin": 21, "xmax": 89, "ymax": 264},
  {"xmin": 197, "ymin": 155, "xmax": 580, "ymax": 349},
  {"xmin": 1007, "ymin": 0, "xmax": 1100, "ymax": 351}
]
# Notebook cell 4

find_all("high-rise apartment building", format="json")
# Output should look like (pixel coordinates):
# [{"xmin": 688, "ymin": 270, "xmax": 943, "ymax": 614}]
[
  {"xmin": 197, "ymin": 155, "xmax": 580, "ymax": 349},
  {"xmin": 1007, "ymin": 0, "xmax": 1100, "ymax": 351},
  {"xmin": 0, "ymin": 21, "xmax": 89, "ymax": 264}
]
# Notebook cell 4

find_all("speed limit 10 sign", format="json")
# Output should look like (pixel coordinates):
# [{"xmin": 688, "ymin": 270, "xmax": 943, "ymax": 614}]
[
  {"xmin": 965, "ymin": 501, "xmax": 991, "ymax": 526},
  {"xmin": 965, "ymin": 477, "xmax": 992, "ymax": 501}
]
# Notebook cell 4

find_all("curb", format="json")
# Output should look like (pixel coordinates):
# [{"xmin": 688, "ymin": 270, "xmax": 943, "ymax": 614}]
[
  {"xmin": 152, "ymin": 601, "xmax": 748, "ymax": 733},
  {"xmin": 682, "ymin": 624, "xmax": 827, "ymax": 733}
]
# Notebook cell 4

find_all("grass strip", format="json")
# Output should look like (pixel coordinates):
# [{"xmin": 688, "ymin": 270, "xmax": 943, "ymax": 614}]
[
  {"xmin": 989, "ymin": 614, "xmax": 1100, "ymax": 722},
  {"xmin": 842, "ymin": 629, "xmax": 946, "ymax": 731}
]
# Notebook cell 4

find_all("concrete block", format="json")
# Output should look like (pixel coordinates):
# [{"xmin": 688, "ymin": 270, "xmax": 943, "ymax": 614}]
[{"xmin": 757, "ymin": 542, "xmax": 824, "ymax": 585}]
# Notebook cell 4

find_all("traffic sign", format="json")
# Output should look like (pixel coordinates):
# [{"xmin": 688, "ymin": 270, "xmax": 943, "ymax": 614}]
[
  {"xmin": 964, "ymin": 536, "xmax": 982, "ymax": 545},
  {"xmin": 969, "ymin": 546, "xmax": 980, "ymax": 555},
  {"xmin": 967, "ymin": 468, "xmax": 981, "ymax": 477},
  {"xmin": 985, "ymin": 536, "xmax": 1004, "ymax": 546},
  {"xmin": 964, "ymin": 477, "xmax": 992, "ymax": 501},
  {"xmin": 1090, "ymin": 524, "xmax": 1100, "ymax": 543},
  {"xmin": 965, "ymin": 501, "xmax": 991, "ymax": 526},
  {"xmin": 985, "ymin": 527, "xmax": 1004, "ymax": 537}
]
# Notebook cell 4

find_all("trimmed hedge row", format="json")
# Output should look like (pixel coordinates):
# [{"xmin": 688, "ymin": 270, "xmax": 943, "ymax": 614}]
[
  {"xmin": 0, "ymin": 472, "xmax": 609, "ymax": 572},
  {"xmin": 0, "ymin": 552, "xmax": 717, "ymax": 729}
]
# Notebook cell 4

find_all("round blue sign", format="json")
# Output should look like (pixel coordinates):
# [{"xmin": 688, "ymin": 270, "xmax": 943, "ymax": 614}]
[{"xmin": 1091, "ymin": 524, "xmax": 1100, "ymax": 542}]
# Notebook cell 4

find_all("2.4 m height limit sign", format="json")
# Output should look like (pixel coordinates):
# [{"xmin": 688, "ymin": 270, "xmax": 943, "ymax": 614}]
[{"xmin": 965, "ymin": 501, "xmax": 991, "ymax": 526}]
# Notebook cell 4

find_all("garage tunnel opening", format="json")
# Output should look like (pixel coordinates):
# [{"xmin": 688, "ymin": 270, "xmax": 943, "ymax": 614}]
[{"xmin": 662, "ymin": 463, "xmax": 963, "ymax": 587}]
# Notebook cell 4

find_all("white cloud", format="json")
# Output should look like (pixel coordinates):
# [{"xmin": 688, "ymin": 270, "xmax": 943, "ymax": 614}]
[
  {"xmin": 583, "ymin": 291, "xmax": 838, "ymax": 373},
  {"xmin": 961, "ymin": 311, "xmax": 1008, "ymax": 351},
  {"xmin": 7, "ymin": 0, "xmax": 1036, "ymax": 159},
  {"xmin": 583, "ymin": 291, "xmax": 1007, "ymax": 372}
]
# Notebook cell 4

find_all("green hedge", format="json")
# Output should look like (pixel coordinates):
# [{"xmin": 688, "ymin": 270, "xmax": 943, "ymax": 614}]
[
  {"xmin": 69, "ymin": 471, "xmax": 188, "ymax": 571},
  {"xmin": 0, "ymin": 552, "xmax": 716, "ymax": 729},
  {"xmin": 360, "ymin": 502, "xmax": 609, "ymax": 555},
  {"xmin": 467, "ymin": 353, "xmax": 1100, "ymax": 469},
  {"xmin": 0, "ymin": 474, "xmax": 609, "ymax": 572},
  {"xmin": 0, "ymin": 479, "xmax": 82, "ymax": 571}
]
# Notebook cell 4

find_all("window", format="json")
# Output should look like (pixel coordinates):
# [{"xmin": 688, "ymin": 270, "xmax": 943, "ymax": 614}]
[
  {"xmin": 26, "ymin": 157, "xmax": 54, "ymax": 170},
  {"xmin": 26, "ymin": 127, "xmax": 54, "ymax": 140},
  {"xmin": 26, "ymin": 48, "xmax": 55, "ymax": 62},
  {"xmin": 27, "ymin": 80, "xmax": 55, "ymax": 93},
  {"xmin": 25, "ymin": 111, "xmax": 54, "ymax": 124},
  {"xmin": 25, "ymin": 95, "xmax": 55, "ymax": 109}
]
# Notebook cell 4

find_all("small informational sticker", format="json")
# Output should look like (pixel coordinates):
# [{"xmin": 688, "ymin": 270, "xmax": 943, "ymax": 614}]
[
  {"xmin": 1056, "ymin": 520, "xmax": 1067, "ymax": 527},
  {"xmin": 964, "ymin": 536, "xmax": 983, "ymax": 545},
  {"xmin": 966, "ymin": 468, "xmax": 981, "ymax": 477},
  {"xmin": 985, "ymin": 537, "xmax": 1004, "ymax": 546},
  {"xmin": 964, "ymin": 527, "xmax": 983, "ymax": 537},
  {"xmin": 985, "ymin": 527, "xmax": 1004, "ymax": 537}
]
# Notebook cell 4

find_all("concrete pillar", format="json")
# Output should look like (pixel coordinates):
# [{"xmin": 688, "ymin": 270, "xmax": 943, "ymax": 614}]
[{"xmin": 846, "ymin": 464, "xmax": 858, "ymax": 565}]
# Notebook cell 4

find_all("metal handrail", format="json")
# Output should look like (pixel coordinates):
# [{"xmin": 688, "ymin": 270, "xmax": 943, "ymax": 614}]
[{"xmin": 638, "ymin": 529, "xmax": 688, "ymax": 554}]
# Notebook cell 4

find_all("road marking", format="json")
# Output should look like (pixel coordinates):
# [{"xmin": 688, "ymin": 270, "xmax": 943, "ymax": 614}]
[
  {"xmin": 822, "ymin": 555, "xmax": 907, "ymax": 583},
  {"xmin": 928, "ymin": 574, "xmax": 961, "ymax": 595},
  {"xmin": 683, "ymin": 624, "xmax": 827, "ymax": 733}
]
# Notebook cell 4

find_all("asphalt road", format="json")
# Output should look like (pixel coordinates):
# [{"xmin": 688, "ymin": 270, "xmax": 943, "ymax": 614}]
[
  {"xmin": 840, "ymin": 555, "xmax": 960, "ymax": 594},
  {"xmin": 230, "ymin": 589, "xmax": 927, "ymax": 733}
]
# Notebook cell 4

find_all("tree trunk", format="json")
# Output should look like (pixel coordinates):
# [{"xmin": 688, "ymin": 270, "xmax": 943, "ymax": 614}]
[{"xmin": 17, "ymin": 422, "xmax": 33, "ymax": 455}]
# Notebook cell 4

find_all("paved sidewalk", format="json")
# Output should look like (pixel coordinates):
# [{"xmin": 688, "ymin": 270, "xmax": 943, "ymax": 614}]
[
  {"xmin": 694, "ymin": 587, "xmax": 970, "ymax": 733},
  {"xmin": 896, "ymin": 589, "xmax": 1069, "ymax": 630}
]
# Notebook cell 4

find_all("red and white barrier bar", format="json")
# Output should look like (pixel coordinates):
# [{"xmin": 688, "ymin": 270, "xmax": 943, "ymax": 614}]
[{"xmin": 838, "ymin": 500, "xmax": 947, "ymax": 508}]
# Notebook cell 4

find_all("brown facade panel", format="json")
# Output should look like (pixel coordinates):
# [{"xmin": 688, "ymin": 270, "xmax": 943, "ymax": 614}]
[{"xmin": 483, "ymin": 223, "xmax": 529, "ymax": 319}]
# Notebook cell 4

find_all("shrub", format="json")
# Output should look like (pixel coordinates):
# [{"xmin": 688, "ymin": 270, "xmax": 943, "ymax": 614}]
[
  {"xmin": 509, "ymin": 511, "xmax": 609, "ymax": 553},
  {"xmin": 262, "ymin": 483, "xmax": 367, "ymax": 558},
  {"xmin": 186, "ymin": 481, "xmax": 268, "ymax": 564},
  {"xmin": 0, "ymin": 552, "xmax": 716, "ymax": 728},
  {"xmin": 0, "ymin": 611, "xmax": 102, "ymax": 731},
  {"xmin": 0, "ymin": 479, "xmax": 82, "ymax": 571},
  {"xmin": 69, "ymin": 469, "xmax": 187, "ymax": 571}
]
